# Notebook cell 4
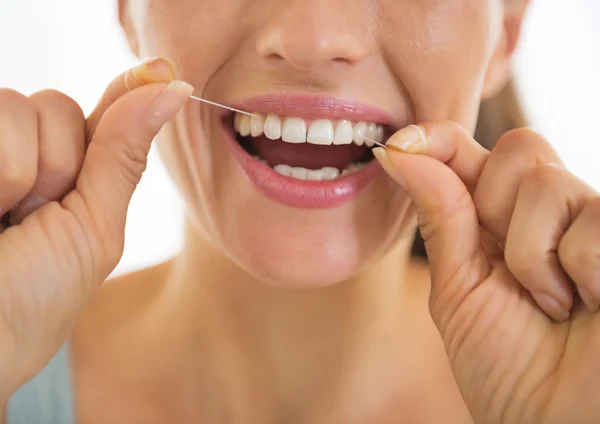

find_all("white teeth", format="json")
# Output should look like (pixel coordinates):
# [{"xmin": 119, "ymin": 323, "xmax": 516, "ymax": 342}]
[
  {"xmin": 234, "ymin": 113, "xmax": 243, "ymax": 132},
  {"xmin": 347, "ymin": 162, "xmax": 366, "ymax": 172},
  {"xmin": 272, "ymin": 163, "xmax": 364, "ymax": 180},
  {"xmin": 305, "ymin": 167, "xmax": 339, "ymax": 181},
  {"xmin": 307, "ymin": 119, "xmax": 334, "ymax": 145},
  {"xmin": 264, "ymin": 114, "xmax": 282, "ymax": 140},
  {"xmin": 282, "ymin": 117, "xmax": 307, "ymax": 143},
  {"xmin": 321, "ymin": 167, "xmax": 340, "ymax": 180},
  {"xmin": 290, "ymin": 167, "xmax": 309, "ymax": 180},
  {"xmin": 251, "ymin": 114, "xmax": 265, "ymax": 137},
  {"xmin": 234, "ymin": 112, "xmax": 385, "ymax": 147},
  {"xmin": 306, "ymin": 169, "xmax": 324, "ymax": 181},
  {"xmin": 365, "ymin": 123, "xmax": 381, "ymax": 147},
  {"xmin": 239, "ymin": 115, "xmax": 251, "ymax": 137},
  {"xmin": 333, "ymin": 120, "xmax": 354, "ymax": 145},
  {"xmin": 372, "ymin": 124, "xmax": 385, "ymax": 143},
  {"xmin": 273, "ymin": 164, "xmax": 292, "ymax": 176},
  {"xmin": 353, "ymin": 121, "xmax": 367, "ymax": 146}
]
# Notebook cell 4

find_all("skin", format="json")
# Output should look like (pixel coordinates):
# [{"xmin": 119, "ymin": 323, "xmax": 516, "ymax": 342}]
[{"xmin": 2, "ymin": 0, "xmax": 600, "ymax": 423}]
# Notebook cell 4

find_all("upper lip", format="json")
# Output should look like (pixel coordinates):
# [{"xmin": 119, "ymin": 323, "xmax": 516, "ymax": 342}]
[{"xmin": 227, "ymin": 94, "xmax": 401, "ymax": 130}]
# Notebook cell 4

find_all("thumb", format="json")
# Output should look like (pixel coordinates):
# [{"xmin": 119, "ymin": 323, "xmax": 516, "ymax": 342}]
[
  {"xmin": 63, "ymin": 70, "xmax": 193, "ymax": 277},
  {"xmin": 373, "ymin": 122, "xmax": 492, "ymax": 327}
]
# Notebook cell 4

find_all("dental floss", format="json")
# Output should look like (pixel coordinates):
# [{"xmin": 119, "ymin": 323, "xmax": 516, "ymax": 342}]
[
  {"xmin": 189, "ymin": 95, "xmax": 258, "ymax": 117},
  {"xmin": 360, "ymin": 135, "xmax": 389, "ymax": 150},
  {"xmin": 189, "ymin": 99, "xmax": 389, "ymax": 150}
]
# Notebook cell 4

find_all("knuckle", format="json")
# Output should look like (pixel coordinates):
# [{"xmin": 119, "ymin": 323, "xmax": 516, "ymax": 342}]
[
  {"xmin": 0, "ymin": 90, "xmax": 39, "ymax": 193},
  {"xmin": 0, "ymin": 88, "xmax": 37, "ymax": 122},
  {"xmin": 0, "ymin": 150, "xmax": 37, "ymax": 196},
  {"xmin": 39, "ymin": 153, "xmax": 82, "ymax": 185},
  {"xmin": 40, "ymin": 147, "xmax": 84, "ymax": 182},
  {"xmin": 520, "ymin": 164, "xmax": 563, "ymax": 190},
  {"xmin": 442, "ymin": 120, "xmax": 465, "ymax": 138},
  {"xmin": 0, "ymin": 161, "xmax": 37, "ymax": 193},
  {"xmin": 493, "ymin": 128, "xmax": 552, "ymax": 160},
  {"xmin": 31, "ymin": 89, "xmax": 84, "ymax": 123},
  {"xmin": 558, "ymin": 236, "xmax": 600, "ymax": 279},
  {"xmin": 559, "ymin": 198, "xmax": 600, "ymax": 279},
  {"xmin": 31, "ymin": 90, "xmax": 86, "ymax": 184}
]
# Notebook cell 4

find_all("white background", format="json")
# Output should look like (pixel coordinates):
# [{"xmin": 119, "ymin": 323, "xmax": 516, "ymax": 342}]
[{"xmin": 0, "ymin": 0, "xmax": 599, "ymax": 276}]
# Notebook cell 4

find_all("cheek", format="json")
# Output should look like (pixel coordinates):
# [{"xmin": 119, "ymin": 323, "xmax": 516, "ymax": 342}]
[
  {"xmin": 135, "ymin": 0, "xmax": 250, "ymax": 88},
  {"xmin": 380, "ymin": 0, "xmax": 502, "ymax": 129}
]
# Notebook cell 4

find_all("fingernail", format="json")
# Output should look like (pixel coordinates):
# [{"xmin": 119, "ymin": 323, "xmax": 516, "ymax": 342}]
[
  {"xmin": 146, "ymin": 80, "xmax": 194, "ymax": 125},
  {"xmin": 532, "ymin": 293, "xmax": 570, "ymax": 322},
  {"xmin": 373, "ymin": 147, "xmax": 407, "ymax": 190},
  {"xmin": 9, "ymin": 195, "xmax": 48, "ymax": 225},
  {"xmin": 547, "ymin": 162, "xmax": 566, "ymax": 170},
  {"xmin": 578, "ymin": 287, "xmax": 599, "ymax": 312},
  {"xmin": 386, "ymin": 124, "xmax": 427, "ymax": 154},
  {"xmin": 126, "ymin": 57, "xmax": 177, "ymax": 90}
]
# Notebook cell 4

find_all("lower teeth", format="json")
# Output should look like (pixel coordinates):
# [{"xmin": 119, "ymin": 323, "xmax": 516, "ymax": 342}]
[{"xmin": 253, "ymin": 156, "xmax": 365, "ymax": 181}]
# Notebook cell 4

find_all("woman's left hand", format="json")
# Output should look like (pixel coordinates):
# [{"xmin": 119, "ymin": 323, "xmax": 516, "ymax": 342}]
[{"xmin": 375, "ymin": 122, "xmax": 600, "ymax": 424}]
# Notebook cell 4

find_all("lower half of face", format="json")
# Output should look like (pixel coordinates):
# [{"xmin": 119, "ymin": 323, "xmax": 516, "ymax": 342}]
[
  {"xmin": 133, "ymin": 0, "xmax": 504, "ymax": 287},
  {"xmin": 160, "ymin": 111, "xmax": 415, "ymax": 287}
]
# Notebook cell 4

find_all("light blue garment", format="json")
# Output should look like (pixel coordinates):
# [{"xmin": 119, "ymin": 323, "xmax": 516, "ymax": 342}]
[{"xmin": 6, "ymin": 343, "xmax": 74, "ymax": 424}]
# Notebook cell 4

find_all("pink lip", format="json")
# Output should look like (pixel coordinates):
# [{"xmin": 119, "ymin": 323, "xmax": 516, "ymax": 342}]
[
  {"xmin": 222, "ymin": 95, "xmax": 388, "ymax": 209},
  {"xmin": 230, "ymin": 94, "xmax": 399, "ymax": 127}
]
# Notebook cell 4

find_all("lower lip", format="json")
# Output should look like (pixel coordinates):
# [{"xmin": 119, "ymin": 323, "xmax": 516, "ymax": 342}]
[{"xmin": 223, "ymin": 123, "xmax": 382, "ymax": 209}]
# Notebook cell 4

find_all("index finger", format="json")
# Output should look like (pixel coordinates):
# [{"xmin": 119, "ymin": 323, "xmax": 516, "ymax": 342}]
[{"xmin": 385, "ymin": 120, "xmax": 490, "ymax": 191}]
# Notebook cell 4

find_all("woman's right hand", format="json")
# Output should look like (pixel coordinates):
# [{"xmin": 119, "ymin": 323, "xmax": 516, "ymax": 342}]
[{"xmin": 0, "ymin": 58, "xmax": 192, "ymax": 402}]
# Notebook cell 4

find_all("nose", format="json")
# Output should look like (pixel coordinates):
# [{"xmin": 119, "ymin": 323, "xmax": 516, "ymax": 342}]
[{"xmin": 255, "ymin": 0, "xmax": 375, "ymax": 72}]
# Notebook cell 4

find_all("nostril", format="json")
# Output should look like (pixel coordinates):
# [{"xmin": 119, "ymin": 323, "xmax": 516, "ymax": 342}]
[
  {"xmin": 266, "ymin": 52, "xmax": 286, "ymax": 62},
  {"xmin": 332, "ymin": 57, "xmax": 353, "ymax": 65}
]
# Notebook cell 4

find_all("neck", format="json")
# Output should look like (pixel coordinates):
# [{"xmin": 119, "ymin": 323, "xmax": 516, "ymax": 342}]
[{"xmin": 152, "ymin": 220, "xmax": 425, "ymax": 422}]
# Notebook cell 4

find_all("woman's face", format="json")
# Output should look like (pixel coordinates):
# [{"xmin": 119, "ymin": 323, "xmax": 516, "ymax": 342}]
[{"xmin": 122, "ymin": 0, "xmax": 522, "ymax": 287}]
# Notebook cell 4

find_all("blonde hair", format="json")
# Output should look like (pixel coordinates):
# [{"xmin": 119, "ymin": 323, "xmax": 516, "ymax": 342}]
[{"xmin": 412, "ymin": 77, "xmax": 527, "ymax": 257}]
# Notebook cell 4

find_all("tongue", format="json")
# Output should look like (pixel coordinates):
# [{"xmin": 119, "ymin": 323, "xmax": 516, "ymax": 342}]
[{"xmin": 251, "ymin": 136, "xmax": 368, "ymax": 170}]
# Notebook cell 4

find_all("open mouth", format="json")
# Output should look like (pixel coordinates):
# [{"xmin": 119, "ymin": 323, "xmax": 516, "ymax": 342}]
[{"xmin": 232, "ymin": 112, "xmax": 388, "ymax": 181}]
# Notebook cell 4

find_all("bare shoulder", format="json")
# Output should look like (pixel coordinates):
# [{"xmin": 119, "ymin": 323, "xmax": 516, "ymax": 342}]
[{"xmin": 70, "ymin": 260, "xmax": 174, "ymax": 424}]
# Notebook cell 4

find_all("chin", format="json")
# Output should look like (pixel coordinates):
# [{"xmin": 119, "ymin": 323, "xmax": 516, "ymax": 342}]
[
  {"xmin": 226, "ymin": 219, "xmax": 383, "ymax": 289},
  {"xmin": 213, "ymin": 189, "xmax": 412, "ymax": 289}
]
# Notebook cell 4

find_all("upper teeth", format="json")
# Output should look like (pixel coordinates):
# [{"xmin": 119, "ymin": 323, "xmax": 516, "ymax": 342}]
[{"xmin": 233, "ymin": 113, "xmax": 385, "ymax": 147}]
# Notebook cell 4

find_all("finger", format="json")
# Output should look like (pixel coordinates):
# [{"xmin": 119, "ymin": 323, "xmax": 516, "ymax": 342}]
[
  {"xmin": 377, "ymin": 121, "xmax": 493, "ymax": 326},
  {"xmin": 473, "ymin": 128, "xmax": 562, "ymax": 245},
  {"xmin": 9, "ymin": 90, "xmax": 86, "ymax": 225},
  {"xmin": 0, "ymin": 89, "xmax": 39, "ymax": 215},
  {"xmin": 373, "ymin": 146, "xmax": 490, "ymax": 330},
  {"xmin": 559, "ymin": 196, "xmax": 600, "ymax": 312},
  {"xmin": 62, "ymin": 79, "xmax": 193, "ymax": 279},
  {"xmin": 505, "ymin": 164, "xmax": 594, "ymax": 320},
  {"xmin": 86, "ymin": 57, "xmax": 176, "ymax": 139},
  {"xmin": 385, "ymin": 121, "xmax": 490, "ymax": 191}
]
